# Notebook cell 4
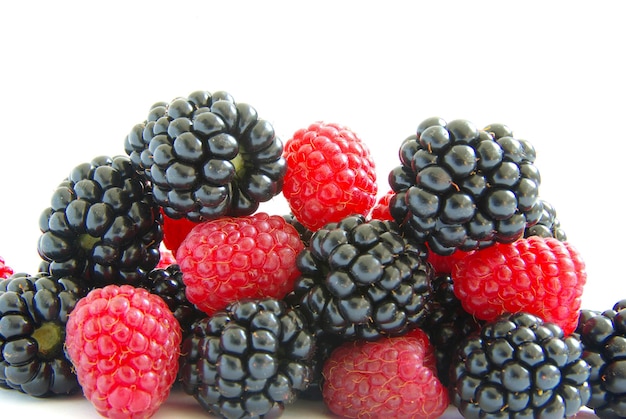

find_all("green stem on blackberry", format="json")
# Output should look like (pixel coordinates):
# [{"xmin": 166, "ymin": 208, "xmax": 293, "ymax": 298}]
[{"xmin": 32, "ymin": 322, "xmax": 63, "ymax": 360}]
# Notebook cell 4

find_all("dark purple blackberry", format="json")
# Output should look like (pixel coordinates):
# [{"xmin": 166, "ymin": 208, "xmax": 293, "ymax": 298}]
[
  {"xmin": 0, "ymin": 272, "xmax": 85, "ymax": 397},
  {"xmin": 421, "ymin": 274, "xmax": 483, "ymax": 387},
  {"xmin": 524, "ymin": 198, "xmax": 567, "ymax": 241},
  {"xmin": 576, "ymin": 300, "xmax": 626, "ymax": 418},
  {"xmin": 138, "ymin": 264, "xmax": 205, "ymax": 340},
  {"xmin": 291, "ymin": 215, "xmax": 433, "ymax": 341},
  {"xmin": 124, "ymin": 90, "xmax": 286, "ymax": 221},
  {"xmin": 452, "ymin": 312, "xmax": 591, "ymax": 419},
  {"xmin": 179, "ymin": 298, "xmax": 315, "ymax": 419},
  {"xmin": 388, "ymin": 117, "xmax": 542, "ymax": 255},
  {"xmin": 282, "ymin": 213, "xmax": 314, "ymax": 248},
  {"xmin": 37, "ymin": 155, "xmax": 162, "ymax": 287}
]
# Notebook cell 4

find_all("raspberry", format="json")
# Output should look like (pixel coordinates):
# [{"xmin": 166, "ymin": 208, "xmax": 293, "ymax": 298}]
[
  {"xmin": 65, "ymin": 285, "xmax": 181, "ymax": 419},
  {"xmin": 282, "ymin": 122, "xmax": 378, "ymax": 231},
  {"xmin": 179, "ymin": 298, "xmax": 315, "ymax": 418},
  {"xmin": 576, "ymin": 300, "xmax": 626, "ymax": 418},
  {"xmin": 176, "ymin": 212, "xmax": 304, "ymax": 316},
  {"xmin": 292, "ymin": 215, "xmax": 433, "ymax": 341},
  {"xmin": 368, "ymin": 189, "xmax": 394, "ymax": 221},
  {"xmin": 451, "ymin": 312, "xmax": 590, "ymax": 418},
  {"xmin": 124, "ymin": 90, "xmax": 286, "ymax": 221},
  {"xmin": 155, "ymin": 244, "xmax": 176, "ymax": 269},
  {"xmin": 37, "ymin": 155, "xmax": 163, "ymax": 287},
  {"xmin": 322, "ymin": 327, "xmax": 449, "ymax": 419},
  {"xmin": 452, "ymin": 236, "xmax": 586, "ymax": 335},
  {"xmin": 0, "ymin": 272, "xmax": 85, "ymax": 396},
  {"xmin": 138, "ymin": 264, "xmax": 205, "ymax": 340},
  {"xmin": 161, "ymin": 209, "xmax": 198, "ymax": 253},
  {"xmin": 0, "ymin": 256, "xmax": 13, "ymax": 279},
  {"xmin": 426, "ymin": 247, "xmax": 475, "ymax": 275},
  {"xmin": 388, "ymin": 117, "xmax": 542, "ymax": 255}
]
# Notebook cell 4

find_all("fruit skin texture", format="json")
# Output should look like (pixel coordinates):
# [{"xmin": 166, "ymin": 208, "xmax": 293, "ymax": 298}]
[
  {"xmin": 576, "ymin": 300, "xmax": 626, "ymax": 418},
  {"xmin": 292, "ymin": 215, "xmax": 433, "ymax": 341},
  {"xmin": 37, "ymin": 155, "xmax": 163, "ymax": 288},
  {"xmin": 322, "ymin": 327, "xmax": 449, "ymax": 419},
  {"xmin": 282, "ymin": 122, "xmax": 378, "ymax": 231},
  {"xmin": 176, "ymin": 212, "xmax": 304, "ymax": 316},
  {"xmin": 124, "ymin": 90, "xmax": 286, "ymax": 221},
  {"xmin": 179, "ymin": 298, "xmax": 315, "ymax": 419},
  {"xmin": 65, "ymin": 285, "xmax": 181, "ymax": 419},
  {"xmin": 452, "ymin": 236, "xmax": 586, "ymax": 336},
  {"xmin": 0, "ymin": 272, "xmax": 85, "ymax": 396},
  {"xmin": 451, "ymin": 312, "xmax": 591, "ymax": 419}
]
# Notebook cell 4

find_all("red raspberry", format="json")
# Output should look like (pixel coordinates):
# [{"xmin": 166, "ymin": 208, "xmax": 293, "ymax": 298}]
[
  {"xmin": 176, "ymin": 212, "xmax": 304, "ymax": 316},
  {"xmin": 65, "ymin": 285, "xmax": 181, "ymax": 419},
  {"xmin": 282, "ymin": 122, "xmax": 378, "ymax": 231},
  {"xmin": 161, "ymin": 209, "xmax": 198, "ymax": 253},
  {"xmin": 452, "ymin": 236, "xmax": 586, "ymax": 335},
  {"xmin": 368, "ymin": 189, "xmax": 394, "ymax": 221},
  {"xmin": 322, "ymin": 328, "xmax": 449, "ymax": 419},
  {"xmin": 427, "ymin": 247, "xmax": 474, "ymax": 275},
  {"xmin": 156, "ymin": 244, "xmax": 176, "ymax": 269},
  {"xmin": 0, "ymin": 256, "xmax": 13, "ymax": 279}
]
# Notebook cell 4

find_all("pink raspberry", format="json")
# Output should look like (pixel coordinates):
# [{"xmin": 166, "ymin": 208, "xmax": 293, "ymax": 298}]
[
  {"xmin": 0, "ymin": 256, "xmax": 13, "ymax": 279},
  {"xmin": 155, "ymin": 244, "xmax": 176, "ymax": 269},
  {"xmin": 65, "ymin": 285, "xmax": 181, "ymax": 419},
  {"xmin": 322, "ymin": 328, "xmax": 449, "ymax": 419},
  {"xmin": 452, "ymin": 236, "xmax": 586, "ymax": 335},
  {"xmin": 282, "ymin": 122, "xmax": 378, "ymax": 231},
  {"xmin": 176, "ymin": 212, "xmax": 304, "ymax": 316}
]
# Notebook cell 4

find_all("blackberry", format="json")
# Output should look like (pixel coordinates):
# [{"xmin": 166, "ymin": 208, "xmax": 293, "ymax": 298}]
[
  {"xmin": 389, "ymin": 117, "xmax": 542, "ymax": 255},
  {"xmin": 138, "ymin": 264, "xmax": 205, "ymax": 340},
  {"xmin": 179, "ymin": 298, "xmax": 315, "ymax": 419},
  {"xmin": 576, "ymin": 300, "xmax": 626, "ymax": 418},
  {"xmin": 0, "ymin": 272, "xmax": 85, "ymax": 397},
  {"xmin": 421, "ymin": 274, "xmax": 483, "ymax": 387},
  {"xmin": 282, "ymin": 213, "xmax": 314, "ymax": 248},
  {"xmin": 524, "ymin": 198, "xmax": 567, "ymax": 241},
  {"xmin": 291, "ymin": 215, "xmax": 433, "ymax": 341},
  {"xmin": 37, "ymin": 155, "xmax": 162, "ymax": 287},
  {"xmin": 124, "ymin": 90, "xmax": 286, "ymax": 221},
  {"xmin": 452, "ymin": 312, "xmax": 591, "ymax": 419}
]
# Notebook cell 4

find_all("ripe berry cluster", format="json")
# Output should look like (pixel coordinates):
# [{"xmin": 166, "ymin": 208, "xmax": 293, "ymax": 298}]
[{"xmin": 1, "ymin": 92, "xmax": 622, "ymax": 419}]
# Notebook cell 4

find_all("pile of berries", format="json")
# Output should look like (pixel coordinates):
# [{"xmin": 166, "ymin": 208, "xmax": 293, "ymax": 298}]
[{"xmin": 1, "ymin": 90, "xmax": 623, "ymax": 419}]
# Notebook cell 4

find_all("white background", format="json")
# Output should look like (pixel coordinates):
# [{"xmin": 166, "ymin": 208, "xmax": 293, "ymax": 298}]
[{"xmin": 1, "ymin": 1, "xmax": 624, "ymax": 418}]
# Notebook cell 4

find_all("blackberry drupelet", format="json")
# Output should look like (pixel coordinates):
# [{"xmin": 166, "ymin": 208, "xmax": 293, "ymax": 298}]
[
  {"xmin": 0, "ymin": 272, "xmax": 85, "ymax": 397},
  {"xmin": 421, "ymin": 274, "xmax": 483, "ymax": 387},
  {"xmin": 524, "ymin": 198, "xmax": 567, "ymax": 241},
  {"xmin": 282, "ymin": 213, "xmax": 314, "ymax": 248},
  {"xmin": 138, "ymin": 264, "xmax": 205, "ymax": 340},
  {"xmin": 576, "ymin": 299, "xmax": 626, "ymax": 418},
  {"xmin": 37, "ymin": 155, "xmax": 162, "ymax": 287},
  {"xmin": 291, "ymin": 215, "xmax": 433, "ymax": 341},
  {"xmin": 179, "ymin": 298, "xmax": 315, "ymax": 419},
  {"xmin": 124, "ymin": 90, "xmax": 286, "ymax": 221},
  {"xmin": 388, "ymin": 117, "xmax": 542, "ymax": 255},
  {"xmin": 452, "ymin": 312, "xmax": 591, "ymax": 419}
]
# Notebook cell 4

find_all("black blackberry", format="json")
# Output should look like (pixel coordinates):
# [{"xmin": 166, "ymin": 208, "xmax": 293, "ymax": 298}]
[
  {"xmin": 138, "ymin": 264, "xmax": 205, "ymax": 340},
  {"xmin": 124, "ymin": 90, "xmax": 286, "ymax": 221},
  {"xmin": 524, "ymin": 198, "xmax": 567, "ymax": 241},
  {"xmin": 452, "ymin": 312, "xmax": 591, "ymax": 419},
  {"xmin": 37, "ymin": 155, "xmax": 162, "ymax": 287},
  {"xmin": 388, "ymin": 117, "xmax": 542, "ymax": 255},
  {"xmin": 291, "ymin": 215, "xmax": 433, "ymax": 341},
  {"xmin": 576, "ymin": 300, "xmax": 626, "ymax": 418},
  {"xmin": 179, "ymin": 298, "xmax": 315, "ymax": 419},
  {"xmin": 282, "ymin": 213, "xmax": 314, "ymax": 248},
  {"xmin": 421, "ymin": 274, "xmax": 483, "ymax": 387},
  {"xmin": 0, "ymin": 272, "xmax": 85, "ymax": 397}
]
